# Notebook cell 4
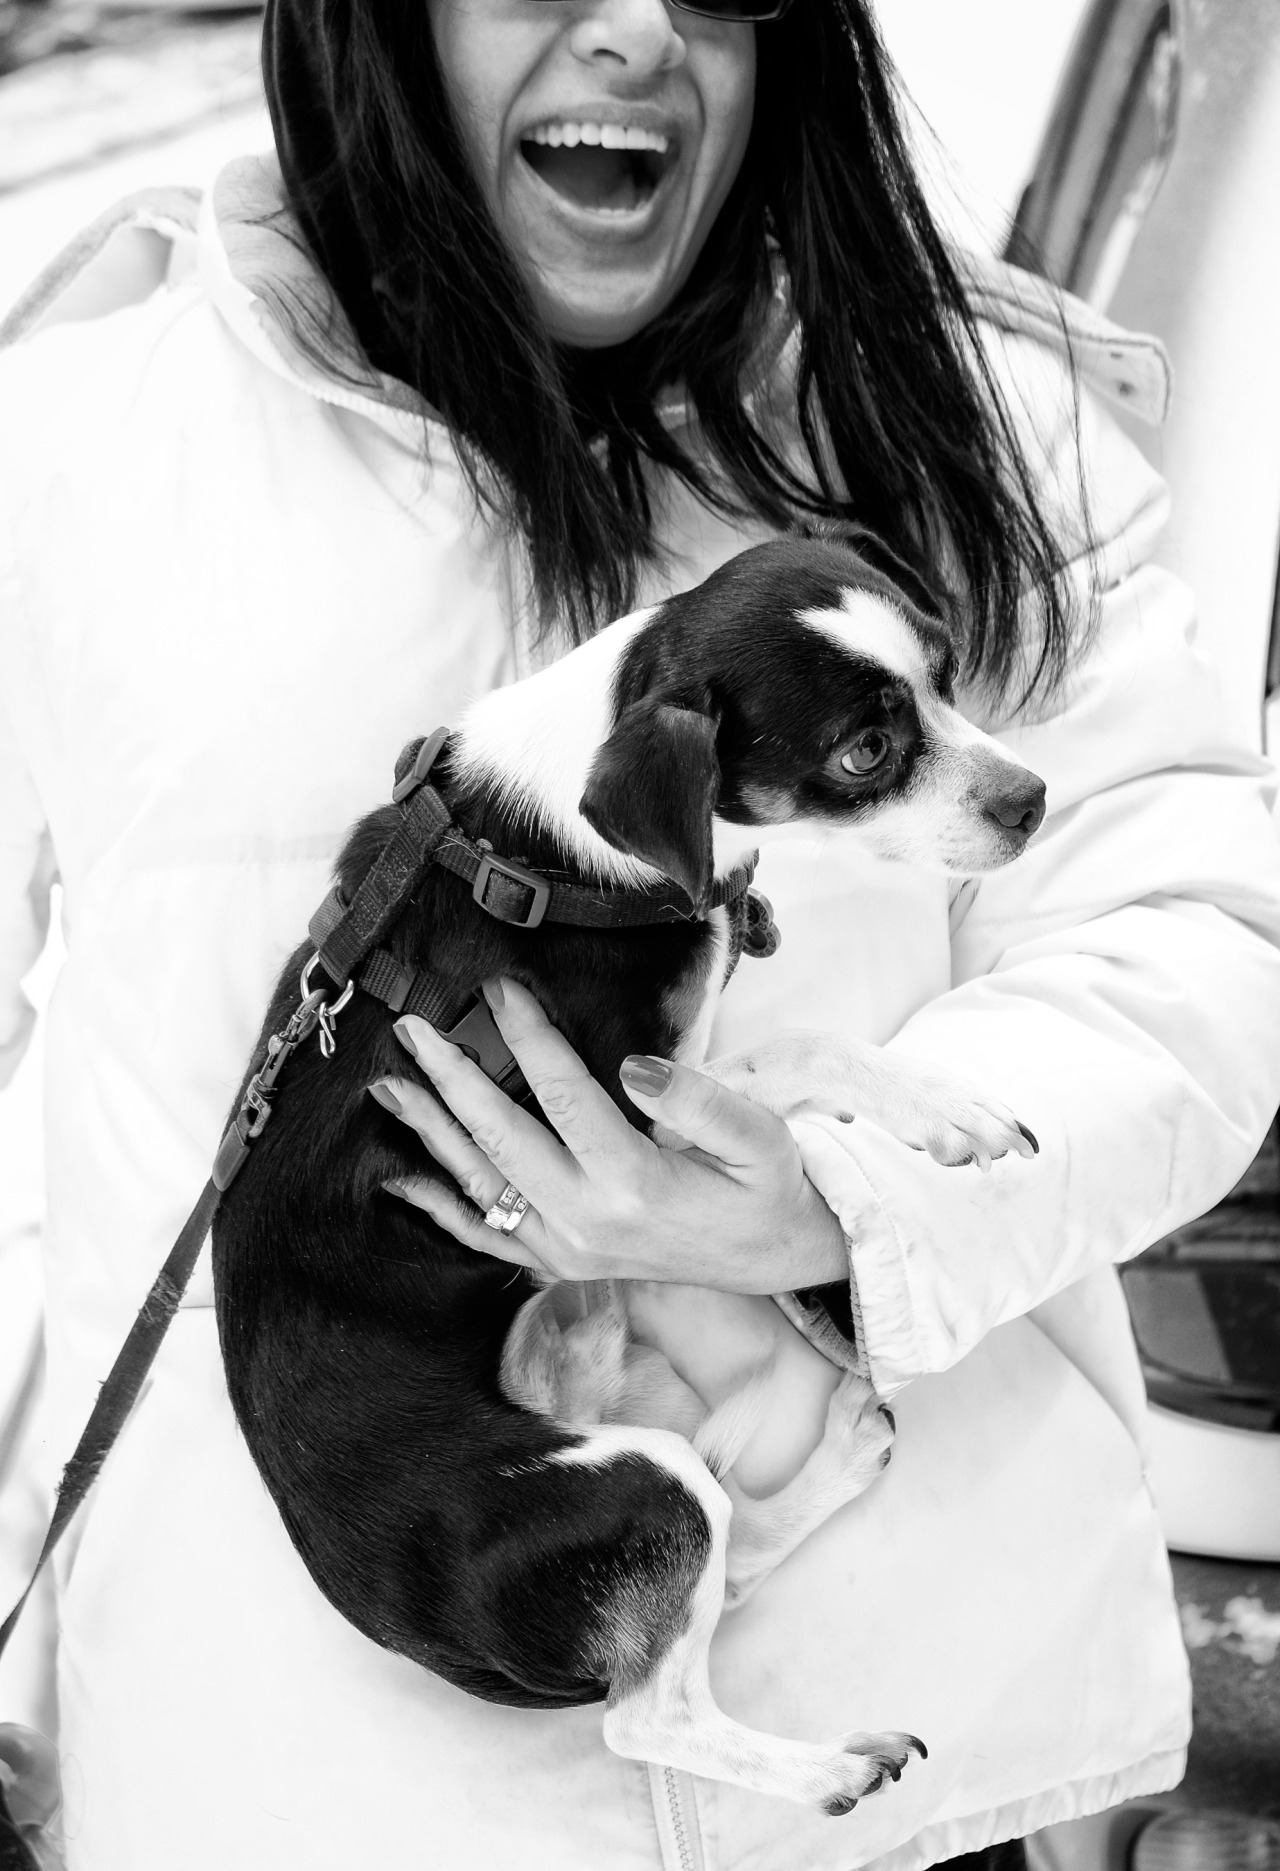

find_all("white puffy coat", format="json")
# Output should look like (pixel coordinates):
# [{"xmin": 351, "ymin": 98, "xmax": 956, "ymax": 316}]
[{"xmin": 3, "ymin": 154, "xmax": 1280, "ymax": 1871}]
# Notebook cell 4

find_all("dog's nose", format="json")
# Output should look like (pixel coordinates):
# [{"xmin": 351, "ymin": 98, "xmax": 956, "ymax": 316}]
[{"xmin": 985, "ymin": 777, "xmax": 1046, "ymax": 840}]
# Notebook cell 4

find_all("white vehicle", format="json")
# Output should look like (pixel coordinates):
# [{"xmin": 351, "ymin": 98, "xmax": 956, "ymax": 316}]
[{"xmin": 1008, "ymin": 0, "xmax": 1280, "ymax": 1571}]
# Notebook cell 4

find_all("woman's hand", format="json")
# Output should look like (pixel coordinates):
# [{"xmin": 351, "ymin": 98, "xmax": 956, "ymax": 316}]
[{"xmin": 371, "ymin": 978, "xmax": 848, "ymax": 1293}]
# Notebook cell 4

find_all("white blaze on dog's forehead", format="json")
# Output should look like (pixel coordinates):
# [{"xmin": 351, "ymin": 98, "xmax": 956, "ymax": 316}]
[
  {"xmin": 799, "ymin": 588, "xmax": 930, "ymax": 685},
  {"xmin": 452, "ymin": 610, "xmax": 665, "ymax": 888}
]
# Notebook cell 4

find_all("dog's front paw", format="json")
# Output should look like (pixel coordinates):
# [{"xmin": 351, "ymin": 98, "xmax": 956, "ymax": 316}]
[
  {"xmin": 894, "ymin": 1077, "xmax": 1032, "ymax": 1160},
  {"xmin": 852, "ymin": 1062, "xmax": 1037, "ymax": 1172}
]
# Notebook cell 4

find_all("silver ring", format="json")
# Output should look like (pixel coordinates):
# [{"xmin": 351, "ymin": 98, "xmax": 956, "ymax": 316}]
[{"xmin": 483, "ymin": 1182, "xmax": 530, "ymax": 1234}]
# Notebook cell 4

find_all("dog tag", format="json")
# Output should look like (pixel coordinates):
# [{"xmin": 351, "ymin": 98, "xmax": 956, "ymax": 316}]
[{"xmin": 743, "ymin": 888, "xmax": 781, "ymax": 959}]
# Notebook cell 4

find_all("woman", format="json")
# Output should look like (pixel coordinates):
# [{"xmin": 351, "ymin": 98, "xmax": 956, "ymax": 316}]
[{"xmin": 1, "ymin": 0, "xmax": 1278, "ymax": 1865}]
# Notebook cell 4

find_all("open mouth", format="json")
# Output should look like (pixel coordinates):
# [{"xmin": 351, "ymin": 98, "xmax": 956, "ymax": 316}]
[{"xmin": 520, "ymin": 123, "xmax": 673, "ymax": 216}]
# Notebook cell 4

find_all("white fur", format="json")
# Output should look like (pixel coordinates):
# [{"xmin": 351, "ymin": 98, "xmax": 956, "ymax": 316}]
[{"xmin": 801, "ymin": 588, "xmax": 929, "ymax": 684}]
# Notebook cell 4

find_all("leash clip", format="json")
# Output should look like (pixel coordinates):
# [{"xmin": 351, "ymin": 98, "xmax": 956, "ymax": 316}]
[
  {"xmin": 300, "ymin": 954, "xmax": 355, "ymax": 1058},
  {"xmin": 211, "ymin": 987, "xmax": 331, "ymax": 1190}
]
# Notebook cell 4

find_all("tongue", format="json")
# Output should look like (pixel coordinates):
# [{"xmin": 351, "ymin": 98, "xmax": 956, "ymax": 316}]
[{"xmin": 522, "ymin": 143, "xmax": 648, "ymax": 212}]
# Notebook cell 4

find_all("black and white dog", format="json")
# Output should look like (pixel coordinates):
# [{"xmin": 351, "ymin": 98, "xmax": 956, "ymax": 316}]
[{"xmin": 213, "ymin": 535, "xmax": 1045, "ymax": 1813}]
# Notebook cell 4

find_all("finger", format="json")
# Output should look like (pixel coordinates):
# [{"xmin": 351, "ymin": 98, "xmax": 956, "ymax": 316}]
[
  {"xmin": 384, "ymin": 1174, "xmax": 545, "ymax": 1270},
  {"xmin": 481, "ymin": 978, "xmax": 650, "ymax": 1168},
  {"xmin": 619, "ymin": 1054, "xmax": 791, "ymax": 1171},
  {"xmin": 391, "ymin": 1014, "xmax": 579, "ymax": 1209},
  {"xmin": 370, "ymin": 1078, "xmax": 508, "ymax": 1212}
]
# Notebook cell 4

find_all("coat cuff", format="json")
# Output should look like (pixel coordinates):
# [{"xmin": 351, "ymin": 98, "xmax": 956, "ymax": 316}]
[{"xmin": 790, "ymin": 1114, "xmax": 924, "ymax": 1398}]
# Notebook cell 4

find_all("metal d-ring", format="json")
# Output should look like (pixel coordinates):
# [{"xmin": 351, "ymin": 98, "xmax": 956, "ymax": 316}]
[{"xmin": 299, "ymin": 953, "xmax": 355, "ymax": 1058}]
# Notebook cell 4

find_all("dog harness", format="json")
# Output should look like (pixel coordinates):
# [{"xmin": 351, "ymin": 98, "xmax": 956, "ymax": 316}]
[
  {"xmin": 0, "ymin": 726, "xmax": 780, "ymax": 1673},
  {"xmin": 215, "ymin": 726, "xmax": 775, "ymax": 1182}
]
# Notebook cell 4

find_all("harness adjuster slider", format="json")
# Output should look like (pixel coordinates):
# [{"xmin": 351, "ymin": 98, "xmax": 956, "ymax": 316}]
[
  {"xmin": 391, "ymin": 726, "xmax": 451, "ymax": 805},
  {"xmin": 472, "ymin": 849, "xmax": 552, "ymax": 930}
]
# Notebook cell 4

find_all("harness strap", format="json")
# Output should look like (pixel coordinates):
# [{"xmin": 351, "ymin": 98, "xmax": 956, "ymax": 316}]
[
  {"xmin": 310, "ymin": 775, "xmax": 454, "ymax": 989},
  {"xmin": 384, "ymin": 729, "xmax": 758, "ymax": 932}
]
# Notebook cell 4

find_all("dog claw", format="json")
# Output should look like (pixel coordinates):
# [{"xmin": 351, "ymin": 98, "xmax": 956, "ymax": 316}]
[{"xmin": 825, "ymin": 1795, "xmax": 860, "ymax": 1817}]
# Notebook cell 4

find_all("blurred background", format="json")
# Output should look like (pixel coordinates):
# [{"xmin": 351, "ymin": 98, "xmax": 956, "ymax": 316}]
[{"xmin": 2, "ymin": 3, "xmax": 1279, "ymax": 1865}]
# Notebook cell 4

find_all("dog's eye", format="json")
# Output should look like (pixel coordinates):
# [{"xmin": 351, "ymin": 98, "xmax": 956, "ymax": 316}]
[{"xmin": 840, "ymin": 731, "xmax": 890, "ymax": 776}]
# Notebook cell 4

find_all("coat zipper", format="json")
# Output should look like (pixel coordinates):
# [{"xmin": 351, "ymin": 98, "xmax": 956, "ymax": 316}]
[{"xmin": 647, "ymin": 1762, "xmax": 705, "ymax": 1871}]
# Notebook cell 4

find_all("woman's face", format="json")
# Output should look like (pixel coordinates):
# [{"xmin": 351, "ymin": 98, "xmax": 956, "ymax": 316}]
[{"xmin": 428, "ymin": 0, "xmax": 756, "ymax": 348}]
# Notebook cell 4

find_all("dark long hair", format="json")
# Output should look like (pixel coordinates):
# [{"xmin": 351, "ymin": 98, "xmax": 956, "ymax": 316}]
[{"xmin": 263, "ymin": 0, "xmax": 1082, "ymax": 707}]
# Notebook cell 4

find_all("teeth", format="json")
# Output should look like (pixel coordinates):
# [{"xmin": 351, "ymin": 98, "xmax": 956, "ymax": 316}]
[{"xmin": 526, "ymin": 121, "xmax": 670, "ymax": 155}]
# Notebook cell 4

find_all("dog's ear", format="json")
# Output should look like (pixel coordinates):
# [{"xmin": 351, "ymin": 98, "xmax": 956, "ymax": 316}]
[
  {"xmin": 579, "ymin": 697, "xmax": 721, "ymax": 909},
  {"xmin": 799, "ymin": 520, "xmax": 950, "ymax": 625}
]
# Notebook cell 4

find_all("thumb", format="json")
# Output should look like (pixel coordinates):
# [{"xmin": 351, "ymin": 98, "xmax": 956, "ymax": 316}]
[{"xmin": 619, "ymin": 1054, "xmax": 785, "ymax": 1169}]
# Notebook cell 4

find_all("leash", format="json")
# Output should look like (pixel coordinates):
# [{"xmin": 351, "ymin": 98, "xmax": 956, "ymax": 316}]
[{"xmin": 0, "ymin": 726, "xmax": 775, "ymax": 1671}]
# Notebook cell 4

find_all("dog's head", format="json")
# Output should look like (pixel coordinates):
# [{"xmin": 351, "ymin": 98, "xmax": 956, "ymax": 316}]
[
  {"xmin": 576, "ymin": 536, "xmax": 1046, "ymax": 907},
  {"xmin": 453, "ymin": 534, "xmax": 1046, "ymax": 910}
]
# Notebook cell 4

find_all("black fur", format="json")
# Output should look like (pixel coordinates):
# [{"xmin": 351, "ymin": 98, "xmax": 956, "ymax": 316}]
[
  {"xmin": 212, "ymin": 538, "xmax": 962, "ymax": 1710},
  {"xmin": 213, "ymin": 777, "xmax": 727, "ymax": 1706}
]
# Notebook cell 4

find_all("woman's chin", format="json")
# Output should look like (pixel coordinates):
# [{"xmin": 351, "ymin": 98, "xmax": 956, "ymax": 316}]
[{"xmin": 536, "ymin": 282, "xmax": 675, "ymax": 349}]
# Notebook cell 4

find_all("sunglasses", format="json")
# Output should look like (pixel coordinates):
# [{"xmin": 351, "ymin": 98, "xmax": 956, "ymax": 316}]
[
  {"xmin": 533, "ymin": 0, "xmax": 795, "ymax": 21},
  {"xmin": 663, "ymin": 0, "xmax": 794, "ymax": 16}
]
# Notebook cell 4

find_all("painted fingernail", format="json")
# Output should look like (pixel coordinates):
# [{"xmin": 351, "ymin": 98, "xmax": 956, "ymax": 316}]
[
  {"xmin": 482, "ymin": 977, "xmax": 505, "ymax": 1010},
  {"xmin": 620, "ymin": 1055, "xmax": 673, "ymax": 1096},
  {"xmin": 1017, "ymin": 1122, "xmax": 1040, "ymax": 1155},
  {"xmin": 368, "ymin": 1080, "xmax": 403, "ymax": 1115},
  {"xmin": 393, "ymin": 1016, "xmax": 438, "ymax": 1055}
]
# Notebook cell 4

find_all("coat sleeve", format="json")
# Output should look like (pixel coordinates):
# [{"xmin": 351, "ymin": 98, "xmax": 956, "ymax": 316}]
[
  {"xmin": 791, "ymin": 348, "xmax": 1280, "ymax": 1399},
  {"xmin": 0, "ymin": 534, "xmax": 57, "ymax": 1095}
]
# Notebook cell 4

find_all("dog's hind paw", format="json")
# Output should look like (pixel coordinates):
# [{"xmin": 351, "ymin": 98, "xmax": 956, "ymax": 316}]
[{"xmin": 819, "ymin": 1732, "xmax": 926, "ymax": 1815}]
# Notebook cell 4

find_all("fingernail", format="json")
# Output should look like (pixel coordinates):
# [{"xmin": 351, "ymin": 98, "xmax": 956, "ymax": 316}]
[
  {"xmin": 620, "ymin": 1055, "xmax": 673, "ymax": 1096},
  {"xmin": 368, "ymin": 1080, "xmax": 403, "ymax": 1115},
  {"xmin": 1017, "ymin": 1122, "xmax": 1040, "ymax": 1155},
  {"xmin": 393, "ymin": 1016, "xmax": 437, "ymax": 1056},
  {"xmin": 482, "ymin": 977, "xmax": 505, "ymax": 1010}
]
